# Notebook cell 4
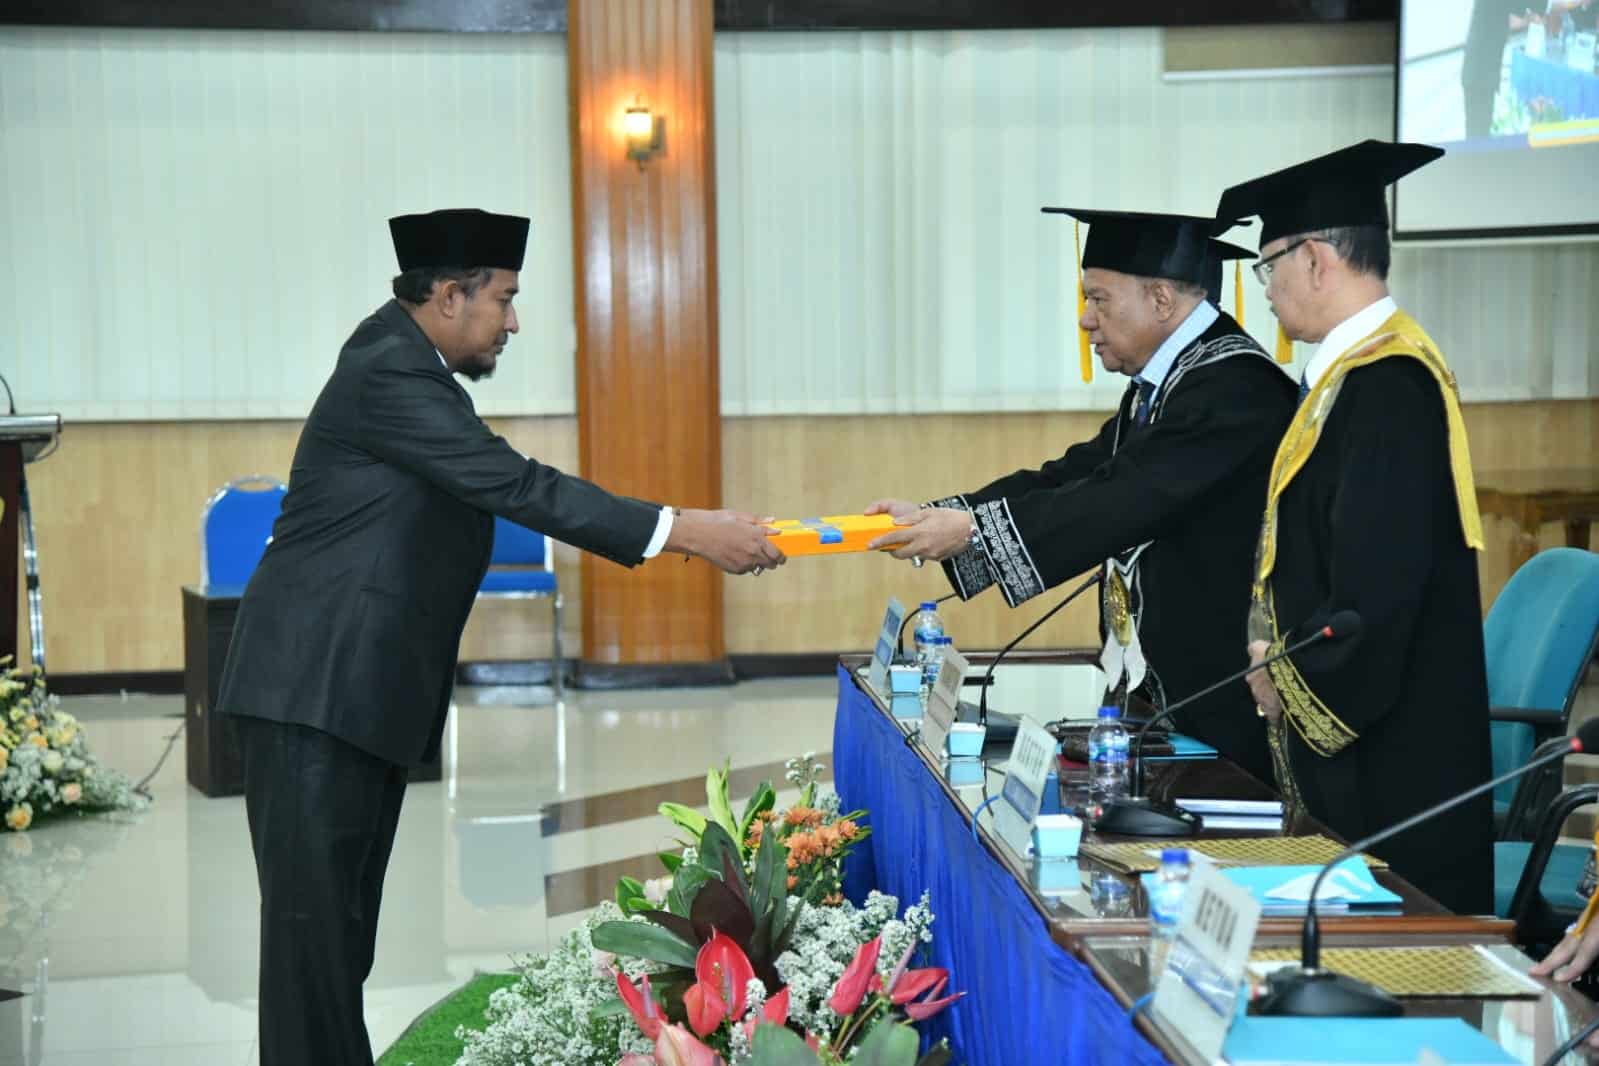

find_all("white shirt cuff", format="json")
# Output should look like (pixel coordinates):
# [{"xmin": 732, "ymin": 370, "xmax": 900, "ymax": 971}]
[{"xmin": 642, "ymin": 506, "xmax": 674, "ymax": 559}]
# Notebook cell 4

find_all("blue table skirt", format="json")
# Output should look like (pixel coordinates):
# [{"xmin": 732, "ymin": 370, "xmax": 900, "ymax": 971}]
[
  {"xmin": 833, "ymin": 665, "xmax": 1168, "ymax": 1066},
  {"xmin": 1511, "ymin": 48, "xmax": 1599, "ymax": 120}
]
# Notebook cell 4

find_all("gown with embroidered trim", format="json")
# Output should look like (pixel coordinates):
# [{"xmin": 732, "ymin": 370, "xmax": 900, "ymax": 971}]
[
  {"xmin": 935, "ymin": 312, "xmax": 1295, "ymax": 785},
  {"xmin": 1262, "ymin": 357, "xmax": 1492, "ymax": 915}
]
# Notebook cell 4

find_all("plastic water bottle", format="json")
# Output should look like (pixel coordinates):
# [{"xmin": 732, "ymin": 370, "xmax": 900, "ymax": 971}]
[
  {"xmin": 1087, "ymin": 705, "xmax": 1130, "ymax": 808},
  {"xmin": 912, "ymin": 602, "xmax": 946, "ymax": 701},
  {"xmin": 919, "ymin": 636, "xmax": 952, "ymax": 706},
  {"xmin": 911, "ymin": 601, "xmax": 945, "ymax": 659},
  {"xmin": 1148, "ymin": 848, "xmax": 1192, "ymax": 977}
]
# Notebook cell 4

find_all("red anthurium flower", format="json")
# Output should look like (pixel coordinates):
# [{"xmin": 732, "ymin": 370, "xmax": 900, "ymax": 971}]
[
  {"xmin": 904, "ymin": 976, "xmax": 965, "ymax": 1022},
  {"xmin": 682, "ymin": 979, "xmax": 728, "ymax": 1038},
  {"xmin": 616, "ymin": 970, "xmax": 665, "ymax": 1040},
  {"xmin": 829, "ymin": 936, "xmax": 883, "ymax": 1016},
  {"xmin": 743, "ymin": 987, "xmax": 791, "ymax": 1042},
  {"xmin": 696, "ymin": 929, "xmax": 757, "ymax": 1021},
  {"xmin": 655, "ymin": 1023, "xmax": 726, "ymax": 1066},
  {"xmin": 890, "ymin": 967, "xmax": 949, "ymax": 1006},
  {"xmin": 617, "ymin": 1056, "xmax": 654, "ymax": 1066},
  {"xmin": 805, "ymin": 1032, "xmax": 822, "ymax": 1052},
  {"xmin": 884, "ymin": 938, "xmax": 917, "ymax": 995}
]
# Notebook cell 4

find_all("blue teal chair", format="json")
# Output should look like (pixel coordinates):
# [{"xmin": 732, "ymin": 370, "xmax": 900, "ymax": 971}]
[
  {"xmin": 1503, "ymin": 782, "xmax": 1599, "ymax": 947},
  {"xmin": 201, "ymin": 475, "xmax": 287, "ymax": 588},
  {"xmin": 476, "ymin": 516, "xmax": 564, "ymax": 696},
  {"xmin": 1485, "ymin": 548, "xmax": 1599, "ymax": 838}
]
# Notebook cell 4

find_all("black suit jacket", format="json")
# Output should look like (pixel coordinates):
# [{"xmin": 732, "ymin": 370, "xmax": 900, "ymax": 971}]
[{"xmin": 217, "ymin": 300, "xmax": 660, "ymax": 765}]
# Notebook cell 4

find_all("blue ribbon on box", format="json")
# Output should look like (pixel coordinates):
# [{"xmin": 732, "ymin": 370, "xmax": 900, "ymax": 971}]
[{"xmin": 799, "ymin": 517, "xmax": 844, "ymax": 544}]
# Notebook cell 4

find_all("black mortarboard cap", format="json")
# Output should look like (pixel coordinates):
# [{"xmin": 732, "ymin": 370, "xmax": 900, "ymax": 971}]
[
  {"xmin": 1042, "ymin": 208, "xmax": 1253, "ymax": 297},
  {"xmin": 388, "ymin": 208, "xmax": 530, "ymax": 272},
  {"xmin": 1212, "ymin": 139, "xmax": 1445, "ymax": 249}
]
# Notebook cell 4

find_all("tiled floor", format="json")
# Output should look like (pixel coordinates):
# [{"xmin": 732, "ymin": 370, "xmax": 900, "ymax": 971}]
[{"xmin": 0, "ymin": 679, "xmax": 839, "ymax": 1065}]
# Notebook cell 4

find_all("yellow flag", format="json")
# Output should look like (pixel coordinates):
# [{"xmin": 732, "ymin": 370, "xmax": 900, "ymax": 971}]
[
  {"xmin": 1234, "ymin": 260, "xmax": 1245, "ymax": 328},
  {"xmin": 1275, "ymin": 322, "xmax": 1294, "ymax": 364},
  {"xmin": 1075, "ymin": 220, "xmax": 1092, "ymax": 382}
]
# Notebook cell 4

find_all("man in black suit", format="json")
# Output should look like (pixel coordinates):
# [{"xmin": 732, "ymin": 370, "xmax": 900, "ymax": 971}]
[{"xmin": 217, "ymin": 208, "xmax": 784, "ymax": 1066}]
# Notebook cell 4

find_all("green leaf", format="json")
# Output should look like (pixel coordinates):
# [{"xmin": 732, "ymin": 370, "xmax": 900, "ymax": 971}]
[
  {"xmin": 668, "ymin": 863, "xmax": 713, "ymax": 919},
  {"xmin": 591, "ymin": 995, "xmax": 630, "ymax": 1019},
  {"xmin": 851, "ymin": 1021, "xmax": 920, "ymax": 1066},
  {"xmin": 643, "ymin": 907, "xmax": 700, "ymax": 947},
  {"xmin": 698, "ymin": 823, "xmax": 740, "ymax": 885},
  {"xmin": 616, "ymin": 876, "xmax": 646, "ymax": 913},
  {"xmin": 738, "ymin": 781, "xmax": 777, "ymax": 849},
  {"xmin": 706, "ymin": 761, "xmax": 741, "ymax": 845},
  {"xmin": 658, "ymin": 801, "xmax": 708, "ymax": 840},
  {"xmin": 589, "ymin": 920, "xmax": 698, "ymax": 969},
  {"xmin": 748, "ymin": 1022, "xmax": 822, "ymax": 1066},
  {"xmin": 658, "ymin": 851, "xmax": 684, "ymax": 875}
]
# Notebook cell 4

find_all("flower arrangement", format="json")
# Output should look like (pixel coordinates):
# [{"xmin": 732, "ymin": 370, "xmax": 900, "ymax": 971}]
[
  {"xmin": 0, "ymin": 663, "xmax": 147, "ymax": 832},
  {"xmin": 453, "ymin": 755, "xmax": 958, "ymax": 1066}
]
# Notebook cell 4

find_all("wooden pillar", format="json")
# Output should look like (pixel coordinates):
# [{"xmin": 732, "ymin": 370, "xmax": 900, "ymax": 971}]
[{"xmin": 567, "ymin": 0, "xmax": 726, "ymax": 672}]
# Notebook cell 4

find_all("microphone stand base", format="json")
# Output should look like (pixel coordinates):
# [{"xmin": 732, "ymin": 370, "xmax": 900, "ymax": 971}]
[
  {"xmin": 1093, "ymin": 796, "xmax": 1201, "ymax": 837},
  {"xmin": 959, "ymin": 703, "xmax": 1021, "ymax": 747},
  {"xmin": 1254, "ymin": 967, "xmax": 1402, "ymax": 1018}
]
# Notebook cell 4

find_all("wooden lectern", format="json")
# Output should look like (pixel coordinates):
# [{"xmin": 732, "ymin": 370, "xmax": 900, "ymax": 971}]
[{"xmin": 0, "ymin": 414, "xmax": 61, "ymax": 667}]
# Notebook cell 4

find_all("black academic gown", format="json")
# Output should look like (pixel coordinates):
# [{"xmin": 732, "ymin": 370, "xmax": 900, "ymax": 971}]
[
  {"xmin": 1262, "ymin": 357, "xmax": 1493, "ymax": 915},
  {"xmin": 936, "ymin": 311, "xmax": 1296, "ymax": 784},
  {"xmin": 218, "ymin": 300, "xmax": 660, "ymax": 766}
]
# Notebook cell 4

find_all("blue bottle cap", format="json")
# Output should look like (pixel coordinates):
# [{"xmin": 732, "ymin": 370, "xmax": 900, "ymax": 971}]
[
  {"xmin": 920, "ymin": 601, "xmax": 937, "ymax": 611},
  {"xmin": 1097, "ymin": 705, "xmax": 1121, "ymax": 719},
  {"xmin": 936, "ymin": 636, "xmax": 952, "ymax": 645},
  {"xmin": 1161, "ymin": 848, "xmax": 1190, "ymax": 865}
]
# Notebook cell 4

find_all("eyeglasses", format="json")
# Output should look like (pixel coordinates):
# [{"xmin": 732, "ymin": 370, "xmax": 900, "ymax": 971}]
[{"xmin": 1252, "ymin": 237, "xmax": 1325, "ymax": 285}]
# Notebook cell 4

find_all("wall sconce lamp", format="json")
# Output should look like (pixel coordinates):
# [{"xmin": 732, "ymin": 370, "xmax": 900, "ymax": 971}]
[{"xmin": 624, "ymin": 99, "xmax": 665, "ymax": 168}]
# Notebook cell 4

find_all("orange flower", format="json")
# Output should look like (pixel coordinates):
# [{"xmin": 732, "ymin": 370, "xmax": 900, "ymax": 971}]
[
  {"xmin": 782, "ymin": 806, "xmax": 824, "ymax": 829},
  {"xmin": 746, "ymin": 821, "xmax": 765, "ymax": 849},
  {"xmin": 787, "ymin": 874, "xmax": 799, "ymax": 891},
  {"xmin": 836, "ymin": 819, "xmax": 858, "ymax": 841},
  {"xmin": 823, "ymin": 892, "xmax": 844, "ymax": 906}
]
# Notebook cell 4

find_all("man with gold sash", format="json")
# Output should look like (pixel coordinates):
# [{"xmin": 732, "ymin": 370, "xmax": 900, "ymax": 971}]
[
  {"xmin": 1217, "ymin": 140, "xmax": 1492, "ymax": 914},
  {"xmin": 866, "ymin": 209, "xmax": 1296, "ymax": 785}
]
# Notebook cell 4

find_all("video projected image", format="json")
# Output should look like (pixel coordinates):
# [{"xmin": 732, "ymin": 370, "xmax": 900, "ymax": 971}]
[{"xmin": 1397, "ymin": 0, "xmax": 1599, "ymax": 236}]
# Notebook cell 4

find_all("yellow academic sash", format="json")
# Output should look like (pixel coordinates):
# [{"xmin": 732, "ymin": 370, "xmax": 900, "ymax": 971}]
[{"xmin": 1252, "ymin": 310, "xmax": 1483, "ymax": 761}]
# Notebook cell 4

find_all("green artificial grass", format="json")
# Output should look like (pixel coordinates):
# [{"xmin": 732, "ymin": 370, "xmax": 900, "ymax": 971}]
[{"xmin": 377, "ymin": 972, "xmax": 520, "ymax": 1066}]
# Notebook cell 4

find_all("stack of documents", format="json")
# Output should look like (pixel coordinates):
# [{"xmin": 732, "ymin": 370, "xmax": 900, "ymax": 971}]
[{"xmin": 1175, "ymin": 797, "xmax": 1284, "ymax": 831}]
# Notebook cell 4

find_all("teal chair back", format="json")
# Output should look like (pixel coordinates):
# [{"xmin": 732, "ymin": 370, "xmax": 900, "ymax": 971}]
[{"xmin": 1485, "ymin": 548, "xmax": 1599, "ymax": 813}]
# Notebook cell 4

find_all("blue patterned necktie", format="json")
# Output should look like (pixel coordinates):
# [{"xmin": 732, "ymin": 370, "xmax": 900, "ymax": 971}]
[
  {"xmin": 1132, "ymin": 380, "xmax": 1155, "ymax": 426},
  {"xmin": 1298, "ymin": 374, "xmax": 1310, "ymax": 407}
]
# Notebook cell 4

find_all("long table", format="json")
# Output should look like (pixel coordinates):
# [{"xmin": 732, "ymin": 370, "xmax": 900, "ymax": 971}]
[{"xmin": 833, "ymin": 654, "xmax": 1590, "ymax": 1065}]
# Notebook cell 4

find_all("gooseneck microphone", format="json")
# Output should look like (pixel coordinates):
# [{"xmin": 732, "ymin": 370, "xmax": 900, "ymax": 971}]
[
  {"xmin": 1256, "ymin": 716, "xmax": 1599, "ymax": 1018},
  {"xmin": 977, "ymin": 570, "xmax": 1103, "ymax": 729},
  {"xmin": 1094, "ymin": 610, "xmax": 1365, "ymax": 837}
]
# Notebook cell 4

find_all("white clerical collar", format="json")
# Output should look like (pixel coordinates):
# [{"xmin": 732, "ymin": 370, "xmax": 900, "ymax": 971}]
[
  {"xmin": 1134, "ymin": 299, "xmax": 1218, "ymax": 393},
  {"xmin": 1303, "ymin": 295, "xmax": 1398, "ymax": 390}
]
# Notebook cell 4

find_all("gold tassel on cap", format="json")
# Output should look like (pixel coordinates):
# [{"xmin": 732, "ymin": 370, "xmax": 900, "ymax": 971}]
[
  {"xmin": 1275, "ymin": 322, "xmax": 1294, "ymax": 364},
  {"xmin": 1234, "ymin": 260, "xmax": 1245, "ymax": 328},
  {"xmin": 1075, "ymin": 220, "xmax": 1092, "ymax": 383}
]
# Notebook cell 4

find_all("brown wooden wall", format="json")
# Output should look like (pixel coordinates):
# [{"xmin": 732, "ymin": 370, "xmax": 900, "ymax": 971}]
[
  {"xmin": 568, "ymin": 0, "xmax": 725, "ymax": 665},
  {"xmin": 16, "ymin": 399, "xmax": 1598, "ymax": 675}
]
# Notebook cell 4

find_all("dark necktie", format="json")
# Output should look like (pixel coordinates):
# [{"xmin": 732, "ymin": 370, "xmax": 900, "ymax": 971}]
[
  {"xmin": 1132, "ymin": 380, "xmax": 1155, "ymax": 426},
  {"xmin": 1298, "ymin": 374, "xmax": 1310, "ymax": 407}
]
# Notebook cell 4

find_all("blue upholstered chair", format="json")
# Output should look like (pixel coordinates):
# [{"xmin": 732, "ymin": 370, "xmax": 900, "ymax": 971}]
[
  {"xmin": 201, "ymin": 476, "xmax": 287, "ymax": 588},
  {"xmin": 1503, "ymin": 781, "xmax": 1599, "ymax": 947},
  {"xmin": 1486, "ymin": 549, "xmax": 1599, "ymax": 922},
  {"xmin": 1486, "ymin": 548, "xmax": 1599, "ymax": 837},
  {"xmin": 476, "ymin": 516, "xmax": 564, "ymax": 696}
]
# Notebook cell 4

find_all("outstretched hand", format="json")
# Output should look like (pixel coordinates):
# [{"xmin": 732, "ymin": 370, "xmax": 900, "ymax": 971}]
[
  {"xmin": 866, "ymin": 506, "xmax": 973, "ymax": 562},
  {"xmin": 668, "ymin": 508, "xmax": 787, "ymax": 575}
]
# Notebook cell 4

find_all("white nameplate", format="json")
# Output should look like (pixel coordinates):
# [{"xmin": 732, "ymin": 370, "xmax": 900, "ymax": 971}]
[
  {"xmin": 992, "ymin": 718, "xmax": 1058, "ymax": 860},
  {"xmin": 867, "ymin": 596, "xmax": 907, "ymax": 697},
  {"xmin": 921, "ymin": 644, "xmax": 967, "ymax": 757},
  {"xmin": 1151, "ymin": 861, "xmax": 1261, "ymax": 1062}
]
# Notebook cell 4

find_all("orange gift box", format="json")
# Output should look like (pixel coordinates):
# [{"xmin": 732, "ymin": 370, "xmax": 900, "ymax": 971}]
[{"xmin": 766, "ymin": 514, "xmax": 901, "ymax": 556}]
